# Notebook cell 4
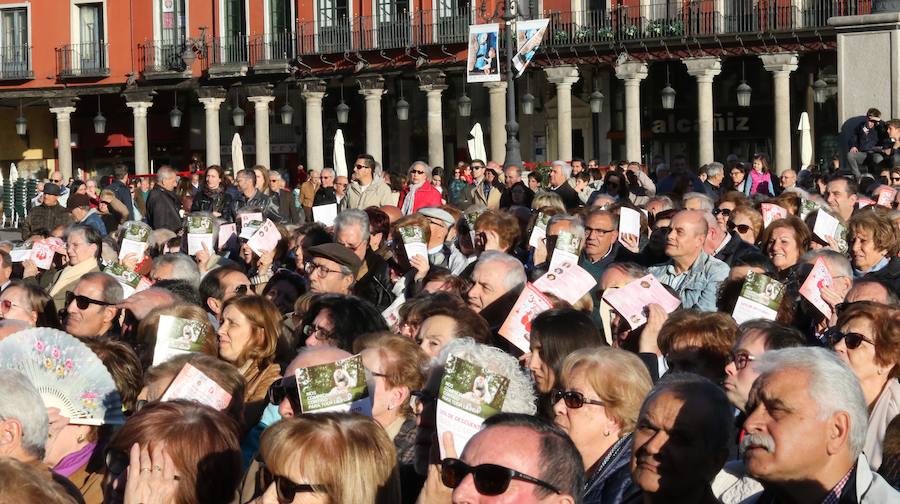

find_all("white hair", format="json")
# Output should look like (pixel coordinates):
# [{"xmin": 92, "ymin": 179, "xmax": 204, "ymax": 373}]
[
  {"xmin": 754, "ymin": 347, "xmax": 868, "ymax": 458},
  {"xmin": 647, "ymin": 195, "xmax": 675, "ymax": 211},
  {"xmin": 474, "ymin": 251, "xmax": 526, "ymax": 292},
  {"xmin": 410, "ymin": 160, "xmax": 430, "ymax": 174},
  {"xmin": 547, "ymin": 214, "xmax": 585, "ymax": 240},
  {"xmin": 702, "ymin": 211, "xmax": 722, "ymax": 237},
  {"xmin": 551, "ymin": 160, "xmax": 572, "ymax": 179},
  {"xmin": 321, "ymin": 167, "xmax": 335, "ymax": 177},
  {"xmin": 152, "ymin": 253, "xmax": 202, "ymax": 289},
  {"xmin": 706, "ymin": 162, "xmax": 724, "ymax": 179},
  {"xmin": 683, "ymin": 192, "xmax": 715, "ymax": 211},
  {"xmin": 333, "ymin": 209, "xmax": 371, "ymax": 242},
  {"xmin": 156, "ymin": 166, "xmax": 176, "ymax": 183},
  {"xmin": 0, "ymin": 370, "xmax": 49, "ymax": 459},
  {"xmin": 438, "ymin": 338, "xmax": 536, "ymax": 415},
  {"xmin": 801, "ymin": 249, "xmax": 853, "ymax": 279}
]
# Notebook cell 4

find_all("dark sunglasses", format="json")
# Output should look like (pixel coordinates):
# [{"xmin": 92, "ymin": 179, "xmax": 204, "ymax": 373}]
[
  {"xmin": 726, "ymin": 351, "xmax": 756, "ymax": 371},
  {"xmin": 409, "ymin": 169, "xmax": 426, "ymax": 175},
  {"xmin": 552, "ymin": 390, "xmax": 604, "ymax": 409},
  {"xmin": 727, "ymin": 221, "xmax": 752, "ymax": 234},
  {"xmin": 66, "ymin": 291, "xmax": 114, "ymax": 310},
  {"xmin": 892, "ymin": 176, "xmax": 900, "ymax": 182},
  {"xmin": 828, "ymin": 330, "xmax": 874, "ymax": 350},
  {"xmin": 441, "ymin": 457, "xmax": 561, "ymax": 496},
  {"xmin": 713, "ymin": 208, "xmax": 732, "ymax": 217},
  {"xmin": 267, "ymin": 376, "xmax": 302, "ymax": 413},
  {"xmin": 259, "ymin": 464, "xmax": 323, "ymax": 504},
  {"xmin": 353, "ymin": 163, "xmax": 370, "ymax": 170}
]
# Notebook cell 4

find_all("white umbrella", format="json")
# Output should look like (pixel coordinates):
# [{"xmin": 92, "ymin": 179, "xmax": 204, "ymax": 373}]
[
  {"xmin": 333, "ymin": 130, "xmax": 348, "ymax": 178},
  {"xmin": 230, "ymin": 133, "xmax": 245, "ymax": 174},
  {"xmin": 9, "ymin": 163, "xmax": 18, "ymax": 183},
  {"xmin": 467, "ymin": 123, "xmax": 487, "ymax": 162},
  {"xmin": 797, "ymin": 112, "xmax": 812, "ymax": 172},
  {"xmin": 76, "ymin": 167, "xmax": 83, "ymax": 181}
]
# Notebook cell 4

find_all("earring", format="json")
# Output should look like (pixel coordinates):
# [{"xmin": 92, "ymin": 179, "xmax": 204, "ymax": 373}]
[
  {"xmin": 76, "ymin": 434, "xmax": 86, "ymax": 444},
  {"xmin": 604, "ymin": 431, "xmax": 610, "ymax": 437},
  {"xmin": 387, "ymin": 404, "xmax": 393, "ymax": 411}
]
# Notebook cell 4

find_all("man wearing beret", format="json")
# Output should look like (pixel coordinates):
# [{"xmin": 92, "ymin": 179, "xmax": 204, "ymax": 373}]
[
  {"xmin": 22, "ymin": 183, "xmax": 73, "ymax": 239},
  {"xmin": 305, "ymin": 243, "xmax": 362, "ymax": 295}
]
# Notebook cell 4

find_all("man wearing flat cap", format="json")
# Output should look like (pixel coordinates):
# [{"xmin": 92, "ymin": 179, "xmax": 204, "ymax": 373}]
[
  {"xmin": 305, "ymin": 243, "xmax": 362, "ymax": 295},
  {"xmin": 22, "ymin": 183, "xmax": 73, "ymax": 239},
  {"xmin": 67, "ymin": 193, "xmax": 107, "ymax": 235},
  {"xmin": 419, "ymin": 206, "xmax": 459, "ymax": 268}
]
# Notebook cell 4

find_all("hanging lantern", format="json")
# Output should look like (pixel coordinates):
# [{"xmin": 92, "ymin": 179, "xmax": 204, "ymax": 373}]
[
  {"xmin": 736, "ymin": 82, "xmax": 752, "ymax": 107},
  {"xmin": 521, "ymin": 92, "xmax": 535, "ymax": 115},
  {"xmin": 336, "ymin": 100, "xmax": 350, "ymax": 124},
  {"xmin": 169, "ymin": 107, "xmax": 183, "ymax": 128},
  {"xmin": 458, "ymin": 93, "xmax": 471, "ymax": 117},
  {"xmin": 232, "ymin": 106, "xmax": 245, "ymax": 126},
  {"xmin": 280, "ymin": 103, "xmax": 294, "ymax": 124},
  {"xmin": 661, "ymin": 84, "xmax": 675, "ymax": 110},
  {"xmin": 813, "ymin": 77, "xmax": 828, "ymax": 105},
  {"xmin": 15, "ymin": 100, "xmax": 26, "ymax": 136},
  {"xmin": 590, "ymin": 90, "xmax": 604, "ymax": 114},
  {"xmin": 396, "ymin": 96, "xmax": 409, "ymax": 121}
]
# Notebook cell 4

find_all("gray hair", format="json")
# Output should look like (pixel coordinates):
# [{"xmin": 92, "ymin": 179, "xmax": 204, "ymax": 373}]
[
  {"xmin": 333, "ymin": 209, "xmax": 371, "ymax": 243},
  {"xmin": 531, "ymin": 192, "xmax": 566, "ymax": 212},
  {"xmin": 683, "ymin": 192, "xmax": 715, "ymax": 211},
  {"xmin": 474, "ymin": 251, "xmax": 526, "ymax": 292},
  {"xmin": 801, "ymin": 249, "xmax": 853, "ymax": 279},
  {"xmin": 607, "ymin": 262, "xmax": 649, "ymax": 281},
  {"xmin": 753, "ymin": 347, "xmax": 868, "ymax": 458},
  {"xmin": 81, "ymin": 272, "xmax": 125, "ymax": 304},
  {"xmin": 647, "ymin": 195, "xmax": 676, "ymax": 211},
  {"xmin": 547, "ymin": 214, "xmax": 585, "ymax": 240},
  {"xmin": 321, "ymin": 167, "xmax": 335, "ymax": 178},
  {"xmin": 152, "ymin": 253, "xmax": 201, "ymax": 289},
  {"xmin": 237, "ymin": 169, "xmax": 256, "ymax": 185},
  {"xmin": 155, "ymin": 166, "xmax": 176, "ymax": 183},
  {"xmin": 0, "ymin": 369, "xmax": 49, "ymax": 459},
  {"xmin": 409, "ymin": 160, "xmax": 430, "ymax": 175},
  {"xmin": 438, "ymin": 338, "xmax": 537, "ymax": 415},
  {"xmin": 551, "ymin": 160, "xmax": 572, "ymax": 179},
  {"xmin": 702, "ymin": 212, "xmax": 723, "ymax": 237},
  {"xmin": 270, "ymin": 171, "xmax": 284, "ymax": 181},
  {"xmin": 706, "ymin": 162, "xmax": 724, "ymax": 179}
]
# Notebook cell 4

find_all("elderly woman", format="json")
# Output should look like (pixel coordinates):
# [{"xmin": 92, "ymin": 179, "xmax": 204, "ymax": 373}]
[
  {"xmin": 399, "ymin": 161, "xmax": 442, "ymax": 215},
  {"xmin": 359, "ymin": 333, "xmax": 429, "ymax": 473},
  {"xmin": 252, "ymin": 413, "xmax": 400, "ymax": 503},
  {"xmin": 103, "ymin": 401, "xmax": 242, "ymax": 504},
  {"xmin": 657, "ymin": 310, "xmax": 739, "ymax": 383},
  {"xmin": 848, "ymin": 207, "xmax": 900, "ymax": 282},
  {"xmin": 761, "ymin": 216, "xmax": 812, "ymax": 281},
  {"xmin": 831, "ymin": 301, "xmax": 900, "ymax": 470},
  {"xmin": 0, "ymin": 281, "xmax": 60, "ymax": 328},
  {"xmin": 714, "ymin": 191, "xmax": 751, "ymax": 232},
  {"xmin": 300, "ymin": 294, "xmax": 388, "ymax": 351},
  {"xmin": 416, "ymin": 304, "xmax": 492, "ymax": 358},
  {"xmin": 217, "ymin": 295, "xmax": 282, "ymax": 431},
  {"xmin": 554, "ymin": 347, "xmax": 653, "ymax": 504},
  {"xmin": 728, "ymin": 206, "xmax": 764, "ymax": 246},
  {"xmin": 23, "ymin": 224, "xmax": 101, "ymax": 311},
  {"xmin": 474, "ymin": 209, "xmax": 522, "ymax": 255}
]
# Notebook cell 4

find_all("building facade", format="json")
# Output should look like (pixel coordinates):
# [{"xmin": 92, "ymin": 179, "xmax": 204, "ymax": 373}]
[{"xmin": 0, "ymin": 0, "xmax": 866, "ymax": 180}]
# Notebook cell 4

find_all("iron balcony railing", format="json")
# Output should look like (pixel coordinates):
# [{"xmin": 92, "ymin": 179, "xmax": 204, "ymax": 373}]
[
  {"xmin": 56, "ymin": 42, "xmax": 109, "ymax": 78},
  {"xmin": 138, "ymin": 39, "xmax": 189, "ymax": 74},
  {"xmin": 209, "ymin": 34, "xmax": 250, "ymax": 66},
  {"xmin": 544, "ymin": 0, "xmax": 872, "ymax": 47},
  {"xmin": 249, "ymin": 30, "xmax": 296, "ymax": 64},
  {"xmin": 412, "ymin": 9, "xmax": 471, "ymax": 46},
  {"xmin": 0, "ymin": 44, "xmax": 32, "ymax": 79}
]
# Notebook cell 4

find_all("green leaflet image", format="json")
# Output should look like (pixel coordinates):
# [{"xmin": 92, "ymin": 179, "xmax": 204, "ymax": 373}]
[
  {"xmin": 740, "ymin": 271, "xmax": 786, "ymax": 310},
  {"xmin": 534, "ymin": 212, "xmax": 550, "ymax": 228},
  {"xmin": 164, "ymin": 318, "xmax": 208, "ymax": 352},
  {"xmin": 400, "ymin": 225, "xmax": 425, "ymax": 243},
  {"xmin": 295, "ymin": 355, "xmax": 369, "ymax": 412},
  {"xmin": 555, "ymin": 231, "xmax": 582, "ymax": 253},
  {"xmin": 188, "ymin": 216, "xmax": 213, "ymax": 234},
  {"xmin": 439, "ymin": 355, "xmax": 509, "ymax": 418}
]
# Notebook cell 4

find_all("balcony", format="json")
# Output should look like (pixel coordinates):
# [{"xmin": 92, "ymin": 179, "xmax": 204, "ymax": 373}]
[
  {"xmin": 543, "ymin": 0, "xmax": 872, "ymax": 48},
  {"xmin": 249, "ymin": 31, "xmax": 295, "ymax": 73},
  {"xmin": 0, "ymin": 44, "xmax": 32, "ymax": 80},
  {"xmin": 138, "ymin": 40, "xmax": 191, "ymax": 80},
  {"xmin": 56, "ymin": 42, "xmax": 109, "ymax": 79},
  {"xmin": 208, "ymin": 35, "xmax": 249, "ymax": 78}
]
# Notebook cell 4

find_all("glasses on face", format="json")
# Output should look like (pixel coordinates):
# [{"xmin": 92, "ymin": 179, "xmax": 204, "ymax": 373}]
[
  {"xmin": 304, "ymin": 262, "xmax": 344, "ymax": 277},
  {"xmin": 409, "ymin": 169, "xmax": 426, "ymax": 176},
  {"xmin": 232, "ymin": 284, "xmax": 249, "ymax": 297},
  {"xmin": 892, "ymin": 177, "xmax": 900, "ymax": 182},
  {"xmin": 302, "ymin": 323, "xmax": 332, "ymax": 341},
  {"xmin": 829, "ymin": 330, "xmax": 875, "ymax": 350},
  {"xmin": 65, "ymin": 291, "xmax": 113, "ymax": 310},
  {"xmin": 585, "ymin": 226, "xmax": 615, "ymax": 236},
  {"xmin": 727, "ymin": 351, "xmax": 757, "ymax": 371},
  {"xmin": 409, "ymin": 390, "xmax": 436, "ymax": 415},
  {"xmin": 353, "ymin": 163, "xmax": 370, "ymax": 171},
  {"xmin": 267, "ymin": 376, "xmax": 302, "ymax": 412},
  {"xmin": 713, "ymin": 208, "xmax": 732, "ymax": 217},
  {"xmin": 51, "ymin": 179, "xmax": 62, "ymax": 184},
  {"xmin": 727, "ymin": 221, "xmax": 752, "ymax": 234},
  {"xmin": 440, "ymin": 458, "xmax": 562, "ymax": 496},
  {"xmin": 259, "ymin": 464, "xmax": 323, "ymax": 504},
  {"xmin": 0, "ymin": 299, "xmax": 23, "ymax": 314},
  {"xmin": 552, "ymin": 389, "xmax": 605, "ymax": 409},
  {"xmin": 472, "ymin": 165, "xmax": 485, "ymax": 171}
]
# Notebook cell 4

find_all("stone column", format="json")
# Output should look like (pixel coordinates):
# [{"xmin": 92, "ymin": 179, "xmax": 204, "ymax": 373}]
[
  {"xmin": 614, "ymin": 60, "xmax": 649, "ymax": 163},
  {"xmin": 358, "ymin": 75, "xmax": 386, "ymax": 165},
  {"xmin": 760, "ymin": 52, "xmax": 798, "ymax": 175},
  {"xmin": 125, "ymin": 101, "xmax": 153, "ymax": 175},
  {"xmin": 484, "ymin": 81, "xmax": 508, "ymax": 164},
  {"xmin": 49, "ymin": 103, "xmax": 76, "ymax": 180},
  {"xmin": 544, "ymin": 66, "xmax": 580, "ymax": 162},
  {"xmin": 249, "ymin": 94, "xmax": 275, "ymax": 169},
  {"xmin": 199, "ymin": 88, "xmax": 226, "ymax": 167},
  {"xmin": 301, "ymin": 79, "xmax": 326, "ymax": 170},
  {"xmin": 683, "ymin": 56, "xmax": 722, "ymax": 167},
  {"xmin": 418, "ymin": 70, "xmax": 448, "ymax": 169}
]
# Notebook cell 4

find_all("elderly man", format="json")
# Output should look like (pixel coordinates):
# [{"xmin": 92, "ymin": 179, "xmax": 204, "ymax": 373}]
[
  {"xmin": 799, "ymin": 249, "xmax": 854, "ymax": 337},
  {"xmin": 313, "ymin": 167, "xmax": 338, "ymax": 207},
  {"xmin": 703, "ymin": 162, "xmax": 725, "ymax": 198},
  {"xmin": 300, "ymin": 168, "xmax": 321, "ymax": 220},
  {"xmin": 150, "ymin": 253, "xmax": 201, "ymax": 289},
  {"xmin": 649, "ymin": 210, "xmax": 729, "ymax": 312},
  {"xmin": 346, "ymin": 154, "xmax": 394, "ymax": 209},
  {"xmin": 198, "ymin": 264, "xmax": 252, "ymax": 323},
  {"xmin": 65, "ymin": 272, "xmax": 123, "ymax": 339},
  {"xmin": 467, "ymin": 251, "xmax": 526, "ymax": 332},
  {"xmin": 779, "ymin": 169, "xmax": 798, "ymax": 191},
  {"xmin": 305, "ymin": 243, "xmax": 361, "ymax": 295},
  {"xmin": 742, "ymin": 347, "xmax": 900, "ymax": 502},
  {"xmin": 0, "ymin": 369, "xmax": 49, "ymax": 465},
  {"xmin": 334, "ymin": 175, "xmax": 349, "ymax": 211},
  {"xmin": 825, "ymin": 173, "xmax": 859, "ymax": 222},
  {"xmin": 21, "ymin": 183, "xmax": 72, "ymax": 239},
  {"xmin": 532, "ymin": 214, "xmax": 585, "ymax": 281},
  {"xmin": 333, "ymin": 210, "xmax": 394, "ymax": 310},
  {"xmin": 630, "ymin": 373, "xmax": 732, "ymax": 504},
  {"xmin": 419, "ymin": 207, "xmax": 457, "ymax": 268},
  {"xmin": 468, "ymin": 159, "xmax": 502, "ymax": 209},
  {"xmin": 67, "ymin": 193, "xmax": 106, "ymax": 235},
  {"xmin": 702, "ymin": 212, "xmax": 758, "ymax": 267},
  {"xmin": 268, "ymin": 170, "xmax": 302, "ymax": 225},
  {"xmin": 549, "ymin": 160, "xmax": 581, "ymax": 209},
  {"xmin": 846, "ymin": 278, "xmax": 899, "ymax": 304},
  {"xmin": 499, "ymin": 164, "xmax": 534, "ymax": 209},
  {"xmin": 145, "ymin": 166, "xmax": 182, "ymax": 232},
  {"xmin": 24, "ymin": 224, "xmax": 102, "ymax": 312},
  {"xmin": 683, "ymin": 192, "xmax": 715, "ymax": 211},
  {"xmin": 448, "ymin": 413, "xmax": 582, "ymax": 504}
]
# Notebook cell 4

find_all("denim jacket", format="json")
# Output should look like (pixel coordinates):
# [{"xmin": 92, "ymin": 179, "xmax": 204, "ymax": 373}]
[{"xmin": 649, "ymin": 251, "xmax": 729, "ymax": 312}]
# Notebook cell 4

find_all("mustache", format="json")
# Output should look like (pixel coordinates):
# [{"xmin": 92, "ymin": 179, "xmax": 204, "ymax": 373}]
[{"xmin": 740, "ymin": 432, "xmax": 776, "ymax": 455}]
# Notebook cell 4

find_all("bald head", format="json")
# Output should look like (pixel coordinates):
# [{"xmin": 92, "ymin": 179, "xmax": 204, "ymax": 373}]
[
  {"xmin": 380, "ymin": 205, "xmax": 402, "ymax": 224},
  {"xmin": 666, "ymin": 210, "xmax": 709, "ymax": 263}
]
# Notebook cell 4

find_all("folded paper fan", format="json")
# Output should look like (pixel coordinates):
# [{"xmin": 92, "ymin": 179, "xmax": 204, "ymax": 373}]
[{"xmin": 0, "ymin": 328, "xmax": 124, "ymax": 426}]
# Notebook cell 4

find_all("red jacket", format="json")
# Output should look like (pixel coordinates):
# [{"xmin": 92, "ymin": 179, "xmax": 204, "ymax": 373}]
[{"xmin": 399, "ymin": 181, "xmax": 443, "ymax": 214}]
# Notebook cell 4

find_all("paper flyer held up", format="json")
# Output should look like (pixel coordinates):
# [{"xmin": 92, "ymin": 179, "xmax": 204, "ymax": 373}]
[
  {"xmin": 187, "ymin": 215, "xmax": 214, "ymax": 256},
  {"xmin": 247, "ymin": 219, "xmax": 281, "ymax": 256},
  {"xmin": 498, "ymin": 283, "xmax": 553, "ymax": 353},
  {"xmin": 294, "ymin": 354, "xmax": 371, "ymax": 415},
  {"xmin": 761, "ymin": 203, "xmax": 787, "ymax": 228},
  {"xmin": 312, "ymin": 203, "xmax": 338, "ymax": 227},
  {"xmin": 152, "ymin": 315, "xmax": 210, "ymax": 366},
  {"xmin": 602, "ymin": 274, "xmax": 681, "ymax": 329},
  {"xmin": 161, "ymin": 363, "xmax": 232, "ymax": 411},
  {"xmin": 548, "ymin": 230, "xmax": 581, "ymax": 270},
  {"xmin": 799, "ymin": 256, "xmax": 835, "ymax": 319},
  {"xmin": 528, "ymin": 212, "xmax": 550, "ymax": 248},
  {"xmin": 533, "ymin": 260, "xmax": 595, "ymax": 305},
  {"xmin": 119, "ymin": 222, "xmax": 151, "ymax": 260},
  {"xmin": 399, "ymin": 225, "xmax": 428, "ymax": 261},
  {"xmin": 731, "ymin": 271, "xmax": 786, "ymax": 324}
]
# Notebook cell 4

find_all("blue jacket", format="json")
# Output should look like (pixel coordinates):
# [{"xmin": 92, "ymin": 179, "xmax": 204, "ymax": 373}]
[
  {"xmin": 81, "ymin": 210, "xmax": 107, "ymax": 236},
  {"xmin": 583, "ymin": 433, "xmax": 641, "ymax": 504},
  {"xmin": 649, "ymin": 251, "xmax": 729, "ymax": 312},
  {"xmin": 107, "ymin": 179, "xmax": 134, "ymax": 221}
]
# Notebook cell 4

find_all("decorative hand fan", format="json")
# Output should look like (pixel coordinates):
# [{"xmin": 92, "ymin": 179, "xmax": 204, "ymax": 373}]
[{"xmin": 0, "ymin": 328, "xmax": 124, "ymax": 426}]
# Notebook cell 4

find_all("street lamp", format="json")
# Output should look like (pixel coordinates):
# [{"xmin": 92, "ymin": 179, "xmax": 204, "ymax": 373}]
[
  {"xmin": 813, "ymin": 76, "xmax": 828, "ymax": 104},
  {"xmin": 737, "ymin": 61, "xmax": 752, "ymax": 107},
  {"xmin": 94, "ymin": 96, "xmax": 107, "ymax": 134},
  {"xmin": 15, "ymin": 99, "xmax": 26, "ymax": 136},
  {"xmin": 590, "ymin": 80, "xmax": 604, "ymax": 114},
  {"xmin": 232, "ymin": 93, "xmax": 245, "ymax": 127},
  {"xmin": 336, "ymin": 84, "xmax": 349, "ymax": 124},
  {"xmin": 661, "ymin": 65, "xmax": 675, "ymax": 110},
  {"xmin": 396, "ymin": 81, "xmax": 409, "ymax": 121},
  {"xmin": 280, "ymin": 85, "xmax": 293, "ymax": 124},
  {"xmin": 521, "ymin": 75, "xmax": 534, "ymax": 115},
  {"xmin": 170, "ymin": 90, "xmax": 183, "ymax": 128},
  {"xmin": 501, "ymin": 0, "xmax": 523, "ymax": 168},
  {"xmin": 181, "ymin": 26, "xmax": 208, "ymax": 68},
  {"xmin": 458, "ymin": 89, "xmax": 471, "ymax": 117}
]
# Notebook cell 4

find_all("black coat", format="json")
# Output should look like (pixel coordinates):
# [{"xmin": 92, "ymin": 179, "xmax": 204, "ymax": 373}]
[
  {"xmin": 551, "ymin": 183, "xmax": 582, "ymax": 209},
  {"xmin": 865, "ymin": 256, "xmax": 900, "ymax": 298},
  {"xmin": 274, "ymin": 189, "xmax": 303, "ymax": 225},
  {"xmin": 499, "ymin": 181, "xmax": 535, "ymax": 209},
  {"xmin": 145, "ymin": 186, "xmax": 183, "ymax": 232},
  {"xmin": 353, "ymin": 249, "xmax": 396, "ymax": 311},
  {"xmin": 850, "ymin": 120, "xmax": 889, "ymax": 152},
  {"xmin": 107, "ymin": 179, "xmax": 134, "ymax": 221},
  {"xmin": 191, "ymin": 187, "xmax": 235, "ymax": 222},
  {"xmin": 229, "ymin": 190, "xmax": 282, "ymax": 224},
  {"xmin": 714, "ymin": 232, "xmax": 760, "ymax": 267},
  {"xmin": 313, "ymin": 186, "xmax": 337, "ymax": 207}
]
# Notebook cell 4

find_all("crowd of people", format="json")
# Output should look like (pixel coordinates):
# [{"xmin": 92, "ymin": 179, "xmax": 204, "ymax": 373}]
[{"xmin": 0, "ymin": 149, "xmax": 899, "ymax": 504}]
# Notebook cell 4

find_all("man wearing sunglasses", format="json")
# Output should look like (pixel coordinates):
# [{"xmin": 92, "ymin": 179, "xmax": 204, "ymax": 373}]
[
  {"xmin": 847, "ymin": 108, "xmax": 887, "ymax": 177},
  {"xmin": 443, "ymin": 413, "xmax": 582, "ymax": 503},
  {"xmin": 346, "ymin": 154, "xmax": 394, "ymax": 210},
  {"xmin": 64, "ymin": 272, "xmax": 123, "ymax": 339}
]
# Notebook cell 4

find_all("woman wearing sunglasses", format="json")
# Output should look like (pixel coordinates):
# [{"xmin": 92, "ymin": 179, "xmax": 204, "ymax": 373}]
[
  {"xmin": 831, "ymin": 301, "xmax": 900, "ymax": 471},
  {"xmin": 727, "ymin": 206, "xmax": 763, "ymax": 246},
  {"xmin": 102, "ymin": 400, "xmax": 242, "ymax": 504},
  {"xmin": 0, "ymin": 280, "xmax": 61, "ymax": 329},
  {"xmin": 553, "ymin": 347, "xmax": 653, "ymax": 504},
  {"xmin": 398, "ymin": 161, "xmax": 442, "ymax": 216},
  {"xmin": 251, "ymin": 413, "xmax": 400, "ymax": 504}
]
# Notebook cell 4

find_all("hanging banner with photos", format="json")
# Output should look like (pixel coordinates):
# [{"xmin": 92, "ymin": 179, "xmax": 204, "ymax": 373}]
[
  {"xmin": 513, "ymin": 19, "xmax": 549, "ymax": 77},
  {"xmin": 467, "ymin": 24, "xmax": 501, "ymax": 83}
]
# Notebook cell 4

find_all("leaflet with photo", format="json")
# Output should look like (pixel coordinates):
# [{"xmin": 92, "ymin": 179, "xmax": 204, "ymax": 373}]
[
  {"xmin": 312, "ymin": 203, "xmax": 338, "ymax": 227},
  {"xmin": 29, "ymin": 240, "xmax": 55, "ymax": 270},
  {"xmin": 799, "ymin": 256, "xmax": 835, "ymax": 319},
  {"xmin": 799, "ymin": 198, "xmax": 819, "ymax": 220},
  {"xmin": 464, "ymin": 210, "xmax": 484, "ymax": 245},
  {"xmin": 858, "ymin": 197, "xmax": 876, "ymax": 208},
  {"xmin": 399, "ymin": 225, "xmax": 428, "ymax": 260},
  {"xmin": 498, "ymin": 283, "xmax": 553, "ymax": 353},
  {"xmin": 152, "ymin": 315, "xmax": 210, "ymax": 366},
  {"xmin": 533, "ymin": 260, "xmax": 595, "ymax": 305},
  {"xmin": 119, "ymin": 223, "xmax": 151, "ymax": 260},
  {"xmin": 187, "ymin": 215, "xmax": 214, "ymax": 256},
  {"xmin": 528, "ymin": 212, "xmax": 550, "ymax": 248},
  {"xmin": 761, "ymin": 203, "xmax": 788, "ymax": 228},
  {"xmin": 618, "ymin": 207, "xmax": 641, "ymax": 245},
  {"xmin": 239, "ymin": 220, "xmax": 263, "ymax": 239},
  {"xmin": 161, "ymin": 363, "xmax": 232, "ymax": 411},
  {"xmin": 732, "ymin": 271, "xmax": 786, "ymax": 324},
  {"xmin": 240, "ymin": 212, "xmax": 264, "ymax": 228},
  {"xmin": 103, "ymin": 263, "xmax": 143, "ymax": 298},
  {"xmin": 548, "ymin": 231, "xmax": 581, "ymax": 270},
  {"xmin": 601, "ymin": 274, "xmax": 681, "ymax": 329},
  {"xmin": 436, "ymin": 355, "xmax": 509, "ymax": 458},
  {"xmin": 9, "ymin": 242, "xmax": 32, "ymax": 263},
  {"xmin": 218, "ymin": 223, "xmax": 237, "ymax": 250},
  {"xmin": 294, "ymin": 354, "xmax": 371, "ymax": 415},
  {"xmin": 247, "ymin": 219, "xmax": 281, "ymax": 256},
  {"xmin": 877, "ymin": 187, "xmax": 898, "ymax": 208}
]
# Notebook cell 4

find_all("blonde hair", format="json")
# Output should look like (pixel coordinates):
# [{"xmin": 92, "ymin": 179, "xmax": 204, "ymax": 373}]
[
  {"xmin": 359, "ymin": 333, "xmax": 429, "ymax": 417},
  {"xmin": 0, "ymin": 457, "xmax": 77, "ymax": 504},
  {"xmin": 260, "ymin": 413, "xmax": 401, "ymax": 503},
  {"xmin": 560, "ymin": 347, "xmax": 653, "ymax": 434}
]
